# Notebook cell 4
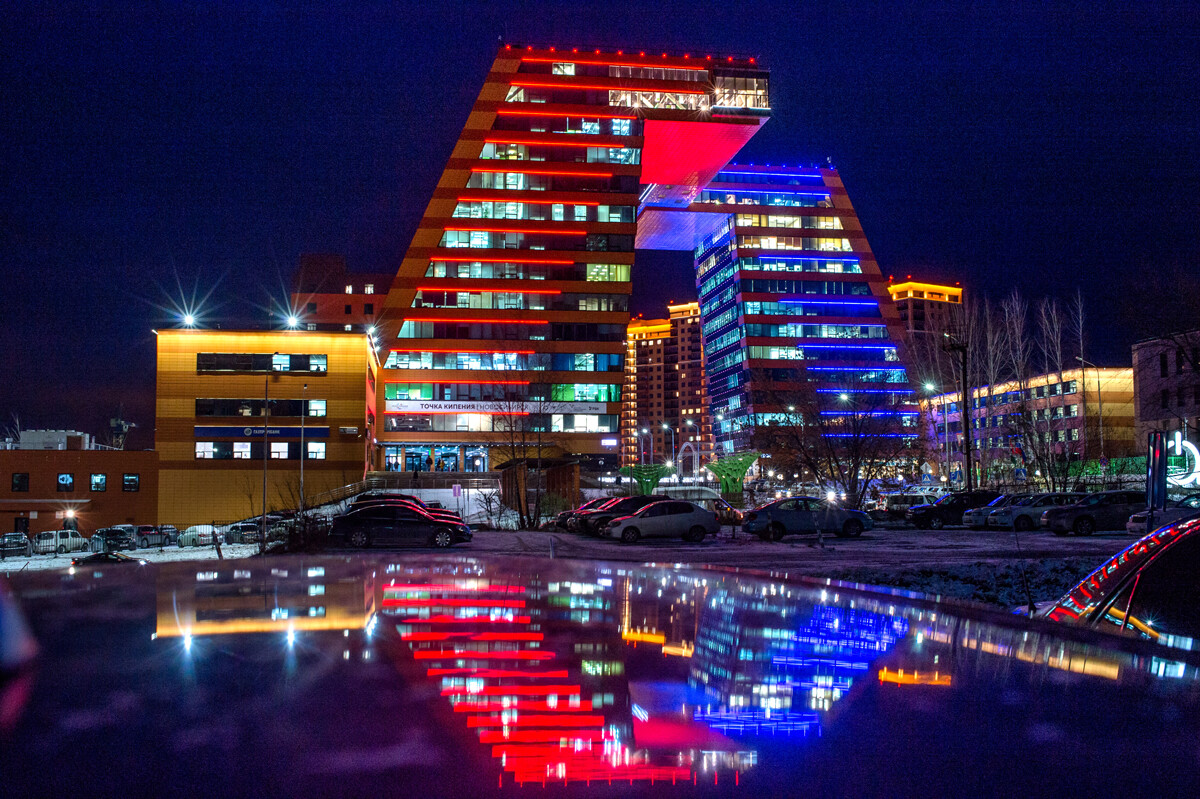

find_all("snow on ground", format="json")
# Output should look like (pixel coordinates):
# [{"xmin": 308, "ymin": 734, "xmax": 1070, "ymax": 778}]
[{"xmin": 1, "ymin": 543, "xmax": 263, "ymax": 575}]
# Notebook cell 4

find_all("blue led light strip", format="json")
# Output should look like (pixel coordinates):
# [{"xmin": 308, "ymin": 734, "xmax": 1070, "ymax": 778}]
[
  {"xmin": 704, "ymin": 187, "xmax": 832, "ymax": 197},
  {"xmin": 717, "ymin": 170, "xmax": 823, "ymax": 179}
]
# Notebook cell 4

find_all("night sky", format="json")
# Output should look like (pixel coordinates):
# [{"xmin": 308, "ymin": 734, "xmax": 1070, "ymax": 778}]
[{"xmin": 2, "ymin": 2, "xmax": 1198, "ymax": 448}]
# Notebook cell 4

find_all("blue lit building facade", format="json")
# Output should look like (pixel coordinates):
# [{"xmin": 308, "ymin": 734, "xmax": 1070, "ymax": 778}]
[{"xmin": 688, "ymin": 165, "xmax": 913, "ymax": 454}]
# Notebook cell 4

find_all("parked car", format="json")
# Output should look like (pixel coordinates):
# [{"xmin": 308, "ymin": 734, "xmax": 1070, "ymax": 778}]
[
  {"xmin": 220, "ymin": 522, "xmax": 261, "ymax": 544},
  {"xmin": 1040, "ymin": 490, "xmax": 1145, "ymax": 536},
  {"xmin": 906, "ymin": 490, "xmax": 1001, "ymax": 529},
  {"xmin": 72, "ymin": 552, "xmax": 147, "ymax": 567},
  {"xmin": 573, "ymin": 495, "xmax": 672, "ymax": 535},
  {"xmin": 349, "ymin": 492, "xmax": 428, "ymax": 510},
  {"xmin": 0, "ymin": 533, "xmax": 32, "ymax": 557},
  {"xmin": 1046, "ymin": 515, "xmax": 1200, "ymax": 643},
  {"xmin": 32, "ymin": 529, "xmax": 91, "ymax": 555},
  {"xmin": 743, "ymin": 497, "xmax": 874, "ymax": 539},
  {"xmin": 348, "ymin": 498, "xmax": 463, "ymax": 525},
  {"xmin": 604, "ymin": 501, "xmax": 720, "ymax": 543},
  {"xmin": 134, "ymin": 524, "xmax": 177, "ymax": 548},
  {"xmin": 1126, "ymin": 495, "xmax": 1200, "ymax": 537},
  {"xmin": 329, "ymin": 504, "xmax": 470, "ymax": 549},
  {"xmin": 179, "ymin": 525, "xmax": 220, "ymax": 547},
  {"xmin": 556, "ymin": 498, "xmax": 609, "ymax": 531},
  {"xmin": 961, "ymin": 494, "xmax": 1030, "ymax": 529},
  {"xmin": 879, "ymin": 492, "xmax": 940, "ymax": 519},
  {"xmin": 91, "ymin": 527, "xmax": 136, "ymax": 552},
  {"xmin": 987, "ymin": 492, "xmax": 1087, "ymax": 531}
]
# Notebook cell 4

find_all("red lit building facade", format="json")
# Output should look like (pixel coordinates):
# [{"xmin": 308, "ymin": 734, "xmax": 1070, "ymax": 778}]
[
  {"xmin": 373, "ymin": 45, "xmax": 770, "ymax": 471},
  {"xmin": 291, "ymin": 254, "xmax": 391, "ymax": 334}
]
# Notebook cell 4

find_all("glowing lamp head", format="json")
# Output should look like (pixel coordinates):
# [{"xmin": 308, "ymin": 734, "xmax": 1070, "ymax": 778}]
[
  {"xmin": 839, "ymin": 393, "xmax": 850, "ymax": 401},
  {"xmin": 286, "ymin": 315, "xmax": 299, "ymax": 328},
  {"xmin": 826, "ymin": 490, "xmax": 837, "ymax": 502},
  {"xmin": 65, "ymin": 509, "xmax": 76, "ymax": 518},
  {"xmin": 183, "ymin": 314, "xmax": 196, "ymax": 327},
  {"xmin": 924, "ymin": 382, "xmax": 935, "ymax": 392}
]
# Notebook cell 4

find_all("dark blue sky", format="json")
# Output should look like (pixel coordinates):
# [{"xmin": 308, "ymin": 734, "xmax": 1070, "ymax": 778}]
[{"xmin": 2, "ymin": 2, "xmax": 1198, "ymax": 447}]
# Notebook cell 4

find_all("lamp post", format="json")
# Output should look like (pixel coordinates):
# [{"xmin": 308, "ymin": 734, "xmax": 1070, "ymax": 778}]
[
  {"xmin": 300, "ymin": 382, "xmax": 307, "ymax": 514},
  {"xmin": 1076, "ymin": 356, "xmax": 1105, "ymax": 465},
  {"xmin": 925, "ymin": 382, "xmax": 950, "ymax": 483},
  {"xmin": 684, "ymin": 419, "xmax": 699, "ymax": 480},
  {"xmin": 662, "ymin": 422, "xmax": 675, "ymax": 466},
  {"xmin": 639, "ymin": 427, "xmax": 652, "ymax": 465},
  {"xmin": 261, "ymin": 367, "xmax": 272, "ymax": 553},
  {"xmin": 943, "ymin": 333, "xmax": 973, "ymax": 492}
]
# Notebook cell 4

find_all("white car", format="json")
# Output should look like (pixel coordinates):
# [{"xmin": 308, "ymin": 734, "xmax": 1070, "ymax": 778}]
[
  {"xmin": 31, "ymin": 529, "xmax": 91, "ymax": 555},
  {"xmin": 1126, "ymin": 495, "xmax": 1200, "ymax": 537},
  {"xmin": 605, "ymin": 501, "xmax": 719, "ymax": 543},
  {"xmin": 179, "ymin": 524, "xmax": 221, "ymax": 547}
]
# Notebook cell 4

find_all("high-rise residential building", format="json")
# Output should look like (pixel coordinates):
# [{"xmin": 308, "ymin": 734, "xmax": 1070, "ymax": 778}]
[
  {"xmin": 620, "ymin": 301, "xmax": 713, "ymax": 471},
  {"xmin": 375, "ymin": 44, "xmax": 770, "ymax": 472},
  {"xmin": 674, "ymin": 164, "xmax": 912, "ymax": 455},
  {"xmin": 290, "ymin": 254, "xmax": 391, "ymax": 334},
  {"xmin": 886, "ymin": 279, "xmax": 964, "ymax": 337}
]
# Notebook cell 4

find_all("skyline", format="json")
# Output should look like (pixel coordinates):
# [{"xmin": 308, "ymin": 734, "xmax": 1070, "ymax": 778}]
[{"xmin": 3, "ymin": 2, "xmax": 1198, "ymax": 448}]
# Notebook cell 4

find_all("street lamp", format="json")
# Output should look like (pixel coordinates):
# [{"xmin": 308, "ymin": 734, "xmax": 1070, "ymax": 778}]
[
  {"xmin": 1076, "ymin": 356, "xmax": 1105, "ymax": 465},
  {"xmin": 183, "ymin": 314, "xmax": 196, "ymax": 327},
  {"xmin": 286, "ymin": 315, "xmax": 299, "ymax": 328},
  {"xmin": 925, "ymin": 382, "xmax": 950, "ymax": 484},
  {"xmin": 662, "ymin": 422, "xmax": 676, "ymax": 465},
  {"xmin": 639, "ymin": 427, "xmax": 652, "ymax": 464},
  {"xmin": 300, "ymin": 382, "xmax": 307, "ymax": 514},
  {"xmin": 943, "ymin": 332, "xmax": 973, "ymax": 491}
]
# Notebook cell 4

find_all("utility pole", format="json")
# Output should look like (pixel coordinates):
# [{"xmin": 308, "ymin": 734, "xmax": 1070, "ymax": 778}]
[
  {"xmin": 261, "ymin": 373, "xmax": 270, "ymax": 553},
  {"xmin": 300, "ymin": 382, "xmax": 307, "ymax": 513},
  {"xmin": 944, "ymin": 333, "xmax": 973, "ymax": 491}
]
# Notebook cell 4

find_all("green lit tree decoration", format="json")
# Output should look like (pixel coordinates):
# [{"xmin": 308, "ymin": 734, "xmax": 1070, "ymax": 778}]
[
  {"xmin": 705, "ymin": 453, "xmax": 760, "ymax": 494},
  {"xmin": 617, "ymin": 464, "xmax": 676, "ymax": 496}
]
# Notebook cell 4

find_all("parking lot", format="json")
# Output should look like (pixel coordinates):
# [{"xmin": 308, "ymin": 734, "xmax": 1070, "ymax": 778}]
[{"xmin": 1, "ymin": 523, "xmax": 1136, "ymax": 577}]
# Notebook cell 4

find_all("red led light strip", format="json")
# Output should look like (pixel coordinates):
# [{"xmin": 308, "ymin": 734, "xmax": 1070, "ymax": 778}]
[
  {"xmin": 414, "ymin": 650, "xmax": 555, "ymax": 661},
  {"xmin": 470, "ymin": 166, "xmax": 612, "ymax": 178},
  {"xmin": 443, "ymin": 225, "xmax": 587, "ymax": 235},
  {"xmin": 396, "ymin": 614, "xmax": 533, "ymax": 624},
  {"xmin": 510, "ymin": 78, "xmax": 707, "ymax": 95},
  {"xmin": 441, "ymin": 684, "xmax": 579, "ymax": 696},
  {"xmin": 385, "ymin": 584, "xmax": 526, "ymax": 592},
  {"xmin": 478, "ymin": 730, "xmax": 603, "ymax": 744},
  {"xmin": 451, "ymin": 697, "xmax": 589, "ymax": 710},
  {"xmin": 495, "ymin": 108, "xmax": 636, "ymax": 120},
  {"xmin": 456, "ymin": 196, "xmax": 600, "ymax": 206},
  {"xmin": 388, "ymin": 348, "xmax": 536, "ymax": 354},
  {"xmin": 434, "ymin": 256, "xmax": 576, "ymax": 264},
  {"xmin": 520, "ymin": 56, "xmax": 708, "ymax": 71},
  {"xmin": 467, "ymin": 714, "xmax": 604, "ymax": 728},
  {"xmin": 402, "ymin": 632, "xmax": 544, "ymax": 642},
  {"xmin": 380, "ymin": 598, "xmax": 526, "ymax": 608},
  {"xmin": 482, "ymin": 137, "xmax": 625, "ymax": 149},
  {"xmin": 416, "ymin": 286, "xmax": 562, "ymax": 295},
  {"xmin": 384, "ymin": 380, "xmax": 530, "ymax": 386},
  {"xmin": 402, "ymin": 317, "xmax": 549, "ymax": 324},
  {"xmin": 432, "ymin": 670, "xmax": 570, "ymax": 681}
]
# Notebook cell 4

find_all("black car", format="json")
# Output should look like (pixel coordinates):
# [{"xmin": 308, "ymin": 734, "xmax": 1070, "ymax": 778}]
[
  {"xmin": 574, "ymin": 495, "xmax": 671, "ymax": 535},
  {"xmin": 349, "ymin": 492, "xmax": 428, "ymax": 510},
  {"xmin": 557, "ymin": 497, "xmax": 608, "ymax": 531},
  {"xmin": 1047, "ymin": 514, "xmax": 1200, "ymax": 641},
  {"xmin": 91, "ymin": 527, "xmax": 137, "ymax": 552},
  {"xmin": 71, "ymin": 551, "xmax": 147, "ymax": 566},
  {"xmin": 330, "ymin": 504, "xmax": 471, "ymax": 549},
  {"xmin": 906, "ymin": 490, "xmax": 1002, "ymax": 529},
  {"xmin": 348, "ymin": 498, "xmax": 463, "ymax": 525},
  {"xmin": 0, "ymin": 533, "xmax": 32, "ymax": 557}
]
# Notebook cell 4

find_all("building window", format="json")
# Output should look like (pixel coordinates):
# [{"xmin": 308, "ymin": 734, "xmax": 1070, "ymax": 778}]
[
  {"xmin": 233, "ymin": 442, "xmax": 252, "ymax": 459},
  {"xmin": 307, "ymin": 442, "xmax": 326, "ymax": 460},
  {"xmin": 271, "ymin": 442, "xmax": 289, "ymax": 459},
  {"xmin": 272, "ymin": 352, "xmax": 290, "ymax": 371},
  {"xmin": 306, "ymin": 302, "xmax": 317, "ymax": 313},
  {"xmin": 344, "ymin": 324, "xmax": 352, "ymax": 331},
  {"xmin": 1160, "ymin": 352, "xmax": 1169, "ymax": 378},
  {"xmin": 307, "ymin": 399, "xmax": 327, "ymax": 417},
  {"xmin": 306, "ymin": 323, "xmax": 317, "ymax": 331},
  {"xmin": 90, "ymin": 474, "xmax": 107, "ymax": 491},
  {"xmin": 196, "ymin": 442, "xmax": 215, "ymax": 459},
  {"xmin": 1178, "ymin": 349, "xmax": 1186, "ymax": 375},
  {"xmin": 344, "ymin": 304, "xmax": 352, "ymax": 315},
  {"xmin": 1161, "ymin": 389, "xmax": 1170, "ymax": 409},
  {"xmin": 57, "ymin": 473, "xmax": 74, "ymax": 492},
  {"xmin": 364, "ymin": 284, "xmax": 375, "ymax": 295},
  {"xmin": 344, "ymin": 284, "xmax": 353, "ymax": 294},
  {"xmin": 11, "ymin": 473, "xmax": 29, "ymax": 492},
  {"xmin": 123, "ymin": 474, "xmax": 140, "ymax": 492},
  {"xmin": 1179, "ymin": 388, "xmax": 1187, "ymax": 407},
  {"xmin": 364, "ymin": 303, "xmax": 374, "ymax": 315}
]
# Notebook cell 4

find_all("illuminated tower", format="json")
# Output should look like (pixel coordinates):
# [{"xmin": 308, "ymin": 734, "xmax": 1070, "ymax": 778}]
[{"xmin": 377, "ymin": 45, "xmax": 769, "ymax": 472}]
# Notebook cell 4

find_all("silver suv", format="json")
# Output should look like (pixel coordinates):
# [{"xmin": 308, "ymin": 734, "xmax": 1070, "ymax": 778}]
[
  {"xmin": 605, "ymin": 501, "xmax": 719, "ymax": 543},
  {"xmin": 987, "ymin": 493, "xmax": 1087, "ymax": 531}
]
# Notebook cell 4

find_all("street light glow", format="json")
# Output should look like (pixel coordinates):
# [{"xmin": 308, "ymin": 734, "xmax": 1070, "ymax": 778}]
[
  {"xmin": 183, "ymin": 314, "xmax": 196, "ymax": 327},
  {"xmin": 839, "ymin": 393, "xmax": 850, "ymax": 401},
  {"xmin": 924, "ymin": 382, "xmax": 935, "ymax": 392},
  {"xmin": 286, "ymin": 315, "xmax": 299, "ymax": 328}
]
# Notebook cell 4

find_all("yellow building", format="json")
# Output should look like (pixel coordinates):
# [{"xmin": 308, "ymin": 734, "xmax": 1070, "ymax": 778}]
[
  {"xmin": 886, "ymin": 280, "xmax": 964, "ymax": 336},
  {"xmin": 155, "ymin": 329, "xmax": 376, "ymax": 527}
]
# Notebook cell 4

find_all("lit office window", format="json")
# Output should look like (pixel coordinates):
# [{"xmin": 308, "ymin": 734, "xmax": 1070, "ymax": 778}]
[
  {"xmin": 233, "ymin": 442, "xmax": 251, "ymax": 459},
  {"xmin": 307, "ymin": 442, "xmax": 326, "ymax": 460},
  {"xmin": 364, "ymin": 284, "xmax": 374, "ymax": 294},
  {"xmin": 123, "ymin": 474, "xmax": 139, "ymax": 492},
  {"xmin": 57, "ymin": 473, "xmax": 75, "ymax": 492},
  {"xmin": 344, "ymin": 284, "xmax": 353, "ymax": 294},
  {"xmin": 270, "ymin": 442, "xmax": 289, "ymax": 459},
  {"xmin": 307, "ymin": 399, "xmax": 327, "ymax": 417},
  {"xmin": 90, "ymin": 474, "xmax": 106, "ymax": 491}
]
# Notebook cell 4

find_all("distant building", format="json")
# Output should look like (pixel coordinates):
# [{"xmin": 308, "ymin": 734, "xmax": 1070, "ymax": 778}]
[
  {"xmin": 886, "ymin": 280, "xmax": 963, "ymax": 337},
  {"xmin": 1132, "ymin": 330, "xmax": 1200, "ymax": 443},
  {"xmin": 923, "ymin": 366, "xmax": 1135, "ymax": 484},
  {"xmin": 154, "ymin": 328, "xmax": 376, "ymax": 528},
  {"xmin": 0, "ymin": 441, "xmax": 158, "ymax": 536},
  {"xmin": 289, "ymin": 254, "xmax": 391, "ymax": 334},
  {"xmin": 620, "ymin": 302, "xmax": 713, "ymax": 472}
]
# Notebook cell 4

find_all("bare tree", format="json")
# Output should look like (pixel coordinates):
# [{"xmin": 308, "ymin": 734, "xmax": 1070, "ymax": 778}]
[{"xmin": 488, "ymin": 363, "xmax": 566, "ymax": 529}]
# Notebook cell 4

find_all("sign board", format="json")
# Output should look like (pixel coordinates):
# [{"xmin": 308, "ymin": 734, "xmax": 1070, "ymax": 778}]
[
  {"xmin": 384, "ymin": 400, "xmax": 606, "ymax": 415},
  {"xmin": 921, "ymin": 474, "xmax": 932, "ymax": 483},
  {"xmin": 194, "ymin": 426, "xmax": 329, "ymax": 439},
  {"xmin": 1167, "ymin": 431, "xmax": 1200, "ymax": 487},
  {"xmin": 338, "ymin": 427, "xmax": 359, "ymax": 435},
  {"xmin": 600, "ymin": 438, "xmax": 619, "ymax": 447},
  {"xmin": 1014, "ymin": 468, "xmax": 1027, "ymax": 482},
  {"xmin": 452, "ymin": 484, "xmax": 462, "ymax": 498}
]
